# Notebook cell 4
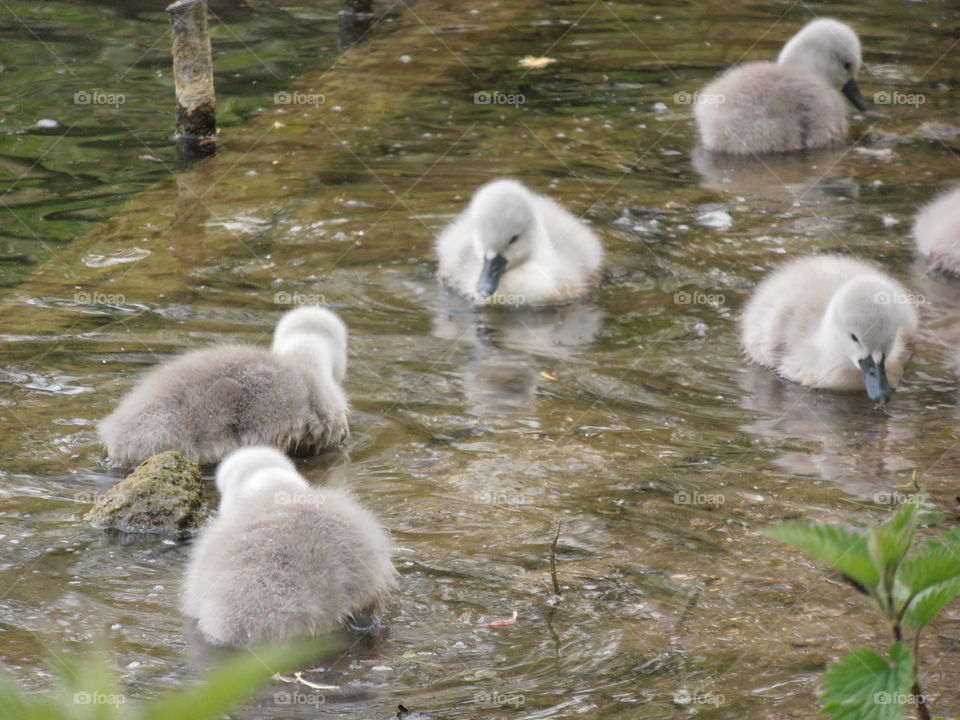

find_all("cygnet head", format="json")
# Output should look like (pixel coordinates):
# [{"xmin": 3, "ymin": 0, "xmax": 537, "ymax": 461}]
[
  {"xmin": 469, "ymin": 179, "xmax": 540, "ymax": 297},
  {"xmin": 826, "ymin": 276, "xmax": 911, "ymax": 403},
  {"xmin": 272, "ymin": 307, "xmax": 348, "ymax": 381},
  {"xmin": 215, "ymin": 446, "xmax": 307, "ymax": 516},
  {"xmin": 778, "ymin": 18, "xmax": 866, "ymax": 111}
]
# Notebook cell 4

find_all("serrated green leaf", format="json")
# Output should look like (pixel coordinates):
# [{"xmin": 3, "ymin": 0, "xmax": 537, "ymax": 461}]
[
  {"xmin": 931, "ymin": 527, "xmax": 960, "ymax": 557},
  {"xmin": 763, "ymin": 522, "xmax": 880, "ymax": 594},
  {"xmin": 144, "ymin": 638, "xmax": 334, "ymax": 720},
  {"xmin": 820, "ymin": 642, "xmax": 915, "ymax": 720},
  {"xmin": 904, "ymin": 576, "xmax": 960, "ymax": 630},
  {"xmin": 898, "ymin": 542, "xmax": 960, "ymax": 596},
  {"xmin": 869, "ymin": 502, "xmax": 920, "ymax": 585}
]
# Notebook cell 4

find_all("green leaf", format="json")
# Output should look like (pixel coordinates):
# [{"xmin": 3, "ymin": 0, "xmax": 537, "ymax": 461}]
[
  {"xmin": 904, "ymin": 576, "xmax": 960, "ymax": 630},
  {"xmin": 763, "ymin": 522, "xmax": 880, "ymax": 595},
  {"xmin": 0, "ymin": 673, "xmax": 60, "ymax": 720},
  {"xmin": 820, "ymin": 642, "xmax": 915, "ymax": 720},
  {"xmin": 869, "ymin": 501, "xmax": 920, "ymax": 584},
  {"xmin": 54, "ymin": 651, "xmax": 125, "ymax": 720},
  {"xmin": 144, "ymin": 638, "xmax": 334, "ymax": 720},
  {"xmin": 898, "ymin": 541, "xmax": 960, "ymax": 595}
]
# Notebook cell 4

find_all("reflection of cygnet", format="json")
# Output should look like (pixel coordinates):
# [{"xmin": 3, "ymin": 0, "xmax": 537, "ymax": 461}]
[
  {"xmin": 181, "ymin": 447, "xmax": 396, "ymax": 646},
  {"xmin": 431, "ymin": 302, "xmax": 603, "ymax": 420},
  {"xmin": 913, "ymin": 187, "xmax": 960, "ymax": 276},
  {"xmin": 696, "ymin": 19, "xmax": 865, "ymax": 154},
  {"xmin": 738, "ymin": 366, "xmax": 916, "ymax": 498},
  {"xmin": 691, "ymin": 145, "xmax": 857, "ymax": 202},
  {"xmin": 436, "ymin": 179, "xmax": 603, "ymax": 305},
  {"xmin": 741, "ymin": 255, "xmax": 917, "ymax": 403},
  {"xmin": 99, "ymin": 308, "xmax": 349, "ymax": 467}
]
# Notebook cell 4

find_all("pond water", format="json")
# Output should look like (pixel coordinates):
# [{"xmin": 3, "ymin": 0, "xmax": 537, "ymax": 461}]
[{"xmin": 1, "ymin": 0, "xmax": 960, "ymax": 718}]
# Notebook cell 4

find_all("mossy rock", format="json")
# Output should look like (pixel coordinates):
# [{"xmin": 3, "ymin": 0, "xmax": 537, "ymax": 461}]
[{"xmin": 85, "ymin": 451, "xmax": 206, "ymax": 533}]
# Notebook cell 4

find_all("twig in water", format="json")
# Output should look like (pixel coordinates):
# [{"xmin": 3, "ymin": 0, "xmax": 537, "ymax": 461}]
[{"xmin": 550, "ymin": 519, "xmax": 562, "ymax": 596}]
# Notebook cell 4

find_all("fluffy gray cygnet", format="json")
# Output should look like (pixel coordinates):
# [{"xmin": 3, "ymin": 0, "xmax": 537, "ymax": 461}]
[
  {"xmin": 696, "ymin": 19, "xmax": 866, "ymax": 154},
  {"xmin": 741, "ymin": 255, "xmax": 918, "ymax": 403},
  {"xmin": 181, "ymin": 446, "xmax": 396, "ymax": 646},
  {"xmin": 98, "ymin": 307, "xmax": 349, "ymax": 467}
]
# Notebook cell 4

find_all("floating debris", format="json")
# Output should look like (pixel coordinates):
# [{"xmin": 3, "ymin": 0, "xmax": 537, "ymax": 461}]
[
  {"xmin": 854, "ymin": 147, "xmax": 897, "ymax": 160},
  {"xmin": 696, "ymin": 210, "xmax": 733, "ymax": 229},
  {"xmin": 518, "ymin": 55, "xmax": 556, "ymax": 69},
  {"xmin": 484, "ymin": 610, "xmax": 518, "ymax": 627}
]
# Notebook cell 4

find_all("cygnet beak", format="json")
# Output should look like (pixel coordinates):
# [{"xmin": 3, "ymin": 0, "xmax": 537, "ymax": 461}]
[
  {"xmin": 477, "ymin": 254, "xmax": 507, "ymax": 297},
  {"xmin": 841, "ymin": 78, "xmax": 866, "ymax": 111},
  {"xmin": 859, "ymin": 355, "xmax": 891, "ymax": 404}
]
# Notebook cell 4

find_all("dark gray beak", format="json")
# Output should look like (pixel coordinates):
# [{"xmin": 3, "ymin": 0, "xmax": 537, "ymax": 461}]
[
  {"xmin": 841, "ymin": 78, "xmax": 866, "ymax": 111},
  {"xmin": 477, "ymin": 254, "xmax": 507, "ymax": 296},
  {"xmin": 859, "ymin": 355, "xmax": 891, "ymax": 404}
]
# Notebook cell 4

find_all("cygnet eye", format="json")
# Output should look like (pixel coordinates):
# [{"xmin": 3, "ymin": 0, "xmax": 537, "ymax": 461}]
[
  {"xmin": 850, "ymin": 333, "xmax": 859, "ymax": 344},
  {"xmin": 507, "ymin": 234, "xmax": 519, "ymax": 245},
  {"xmin": 843, "ymin": 62, "xmax": 852, "ymax": 71}
]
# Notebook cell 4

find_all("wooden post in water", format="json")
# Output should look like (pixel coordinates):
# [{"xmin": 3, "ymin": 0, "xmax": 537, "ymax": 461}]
[
  {"xmin": 167, "ymin": 0, "xmax": 216, "ymax": 161},
  {"xmin": 339, "ymin": 0, "xmax": 375, "ymax": 49}
]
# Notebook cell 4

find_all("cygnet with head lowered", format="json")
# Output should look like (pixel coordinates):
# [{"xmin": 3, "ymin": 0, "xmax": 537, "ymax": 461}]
[
  {"xmin": 98, "ymin": 307, "xmax": 349, "ymax": 467},
  {"xmin": 741, "ymin": 255, "xmax": 918, "ymax": 403},
  {"xmin": 181, "ymin": 446, "xmax": 396, "ymax": 646}
]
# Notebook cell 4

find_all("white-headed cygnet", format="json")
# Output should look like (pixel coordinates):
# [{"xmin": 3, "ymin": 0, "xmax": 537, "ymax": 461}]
[
  {"xmin": 98, "ymin": 307, "xmax": 349, "ymax": 467},
  {"xmin": 913, "ymin": 186, "xmax": 960, "ymax": 276},
  {"xmin": 695, "ymin": 19, "xmax": 866, "ymax": 154},
  {"xmin": 436, "ymin": 179, "xmax": 603, "ymax": 305},
  {"xmin": 741, "ymin": 255, "xmax": 918, "ymax": 403},
  {"xmin": 181, "ymin": 446, "xmax": 395, "ymax": 646}
]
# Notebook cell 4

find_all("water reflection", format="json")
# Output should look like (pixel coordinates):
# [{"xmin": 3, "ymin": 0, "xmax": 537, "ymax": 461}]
[
  {"xmin": 692, "ymin": 145, "xmax": 859, "ymax": 205},
  {"xmin": 431, "ymin": 292, "xmax": 602, "ymax": 422},
  {"xmin": 739, "ymin": 365, "xmax": 916, "ymax": 498}
]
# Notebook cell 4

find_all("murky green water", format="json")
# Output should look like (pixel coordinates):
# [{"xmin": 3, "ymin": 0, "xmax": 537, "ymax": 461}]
[{"xmin": 2, "ymin": 0, "xmax": 960, "ymax": 717}]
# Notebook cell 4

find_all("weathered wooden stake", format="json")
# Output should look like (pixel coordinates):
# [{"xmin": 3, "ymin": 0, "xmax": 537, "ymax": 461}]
[
  {"xmin": 339, "ymin": 0, "xmax": 375, "ymax": 49},
  {"xmin": 167, "ymin": 0, "xmax": 216, "ymax": 160}
]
